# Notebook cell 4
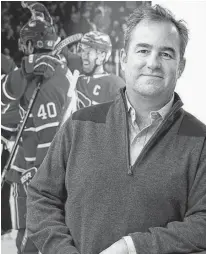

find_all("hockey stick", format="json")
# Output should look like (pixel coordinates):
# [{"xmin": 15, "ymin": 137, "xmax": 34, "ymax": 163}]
[
  {"xmin": 1, "ymin": 33, "xmax": 83, "ymax": 188},
  {"xmin": 60, "ymin": 69, "xmax": 80, "ymax": 126}
]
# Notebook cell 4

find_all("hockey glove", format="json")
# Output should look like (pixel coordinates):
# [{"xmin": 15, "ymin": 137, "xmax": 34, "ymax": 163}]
[
  {"xmin": 21, "ymin": 54, "xmax": 64, "ymax": 79},
  {"xmin": 20, "ymin": 167, "xmax": 37, "ymax": 193}
]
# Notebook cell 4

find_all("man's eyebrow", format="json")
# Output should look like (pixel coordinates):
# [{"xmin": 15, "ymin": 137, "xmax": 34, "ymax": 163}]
[{"xmin": 135, "ymin": 43, "xmax": 152, "ymax": 48}]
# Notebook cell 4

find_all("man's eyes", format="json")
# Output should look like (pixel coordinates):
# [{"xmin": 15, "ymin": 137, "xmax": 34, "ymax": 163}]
[
  {"xmin": 136, "ymin": 49, "xmax": 173, "ymax": 59},
  {"xmin": 160, "ymin": 52, "xmax": 173, "ymax": 59},
  {"xmin": 136, "ymin": 49, "xmax": 149, "ymax": 54}
]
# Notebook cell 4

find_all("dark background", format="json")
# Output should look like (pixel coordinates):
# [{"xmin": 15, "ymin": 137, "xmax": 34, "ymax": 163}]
[{"xmin": 1, "ymin": 1, "xmax": 151, "ymax": 74}]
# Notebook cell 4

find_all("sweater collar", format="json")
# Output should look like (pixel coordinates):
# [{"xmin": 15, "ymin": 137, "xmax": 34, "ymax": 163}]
[
  {"xmin": 119, "ymin": 87, "xmax": 183, "ymax": 118},
  {"xmin": 125, "ymin": 91, "xmax": 174, "ymax": 123}
]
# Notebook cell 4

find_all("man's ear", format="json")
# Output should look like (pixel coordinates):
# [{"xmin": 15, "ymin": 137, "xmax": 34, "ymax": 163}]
[
  {"xmin": 178, "ymin": 57, "xmax": 186, "ymax": 79},
  {"xmin": 96, "ymin": 51, "xmax": 106, "ymax": 66},
  {"xmin": 120, "ymin": 48, "xmax": 127, "ymax": 71}
]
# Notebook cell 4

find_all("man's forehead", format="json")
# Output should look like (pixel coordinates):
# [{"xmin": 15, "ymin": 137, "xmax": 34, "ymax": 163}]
[
  {"xmin": 130, "ymin": 20, "xmax": 180, "ymax": 51},
  {"xmin": 133, "ymin": 20, "xmax": 179, "ymax": 40}
]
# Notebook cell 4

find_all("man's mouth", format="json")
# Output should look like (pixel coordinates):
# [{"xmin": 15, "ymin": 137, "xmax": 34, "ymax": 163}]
[
  {"xmin": 83, "ymin": 61, "xmax": 90, "ymax": 66},
  {"xmin": 142, "ymin": 74, "xmax": 163, "ymax": 79}
]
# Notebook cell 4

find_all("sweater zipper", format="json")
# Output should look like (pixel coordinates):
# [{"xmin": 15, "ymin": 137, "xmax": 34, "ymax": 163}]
[
  {"xmin": 131, "ymin": 101, "xmax": 183, "ymax": 170},
  {"xmin": 126, "ymin": 118, "xmax": 133, "ymax": 176},
  {"xmin": 121, "ymin": 89, "xmax": 183, "ymax": 176},
  {"xmin": 122, "ymin": 91, "xmax": 134, "ymax": 176}
]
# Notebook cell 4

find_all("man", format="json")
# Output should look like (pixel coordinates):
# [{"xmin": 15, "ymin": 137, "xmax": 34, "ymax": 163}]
[
  {"xmin": 1, "ymin": 3, "xmax": 73, "ymax": 253},
  {"xmin": 76, "ymin": 31, "xmax": 125, "ymax": 108},
  {"xmin": 60, "ymin": 31, "xmax": 125, "ymax": 125},
  {"xmin": 26, "ymin": 4, "xmax": 206, "ymax": 254}
]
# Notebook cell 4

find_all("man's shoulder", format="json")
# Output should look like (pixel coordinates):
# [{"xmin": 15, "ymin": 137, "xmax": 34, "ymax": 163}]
[
  {"xmin": 178, "ymin": 110, "xmax": 206, "ymax": 137},
  {"xmin": 72, "ymin": 101, "xmax": 114, "ymax": 123}
]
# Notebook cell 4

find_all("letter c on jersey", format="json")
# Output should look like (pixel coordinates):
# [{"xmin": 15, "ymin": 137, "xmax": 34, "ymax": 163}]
[{"xmin": 93, "ymin": 85, "xmax": 101, "ymax": 96}]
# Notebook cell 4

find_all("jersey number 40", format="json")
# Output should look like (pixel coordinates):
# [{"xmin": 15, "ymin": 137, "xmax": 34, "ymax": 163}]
[{"xmin": 37, "ymin": 102, "xmax": 57, "ymax": 120}]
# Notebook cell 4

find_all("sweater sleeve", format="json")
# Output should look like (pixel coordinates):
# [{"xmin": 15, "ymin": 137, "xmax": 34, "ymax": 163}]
[
  {"xmin": 26, "ymin": 119, "xmax": 80, "ymax": 254},
  {"xmin": 130, "ymin": 141, "xmax": 206, "ymax": 253}
]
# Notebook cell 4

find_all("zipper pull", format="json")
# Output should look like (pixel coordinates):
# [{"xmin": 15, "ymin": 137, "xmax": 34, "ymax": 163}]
[{"xmin": 128, "ymin": 166, "xmax": 133, "ymax": 176}]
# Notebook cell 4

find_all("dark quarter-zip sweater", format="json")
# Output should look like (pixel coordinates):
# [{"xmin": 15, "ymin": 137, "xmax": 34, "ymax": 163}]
[{"xmin": 27, "ymin": 88, "xmax": 206, "ymax": 254}]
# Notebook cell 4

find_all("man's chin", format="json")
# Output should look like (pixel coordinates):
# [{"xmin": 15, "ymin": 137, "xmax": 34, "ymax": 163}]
[
  {"xmin": 134, "ymin": 84, "xmax": 164, "ymax": 97},
  {"xmin": 83, "ymin": 67, "xmax": 92, "ymax": 74},
  {"xmin": 83, "ymin": 68, "xmax": 95, "ymax": 76}
]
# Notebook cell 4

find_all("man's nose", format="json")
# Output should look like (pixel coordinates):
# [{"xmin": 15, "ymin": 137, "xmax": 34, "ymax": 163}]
[
  {"xmin": 81, "ymin": 52, "xmax": 87, "ymax": 58},
  {"xmin": 146, "ymin": 52, "xmax": 161, "ymax": 70}
]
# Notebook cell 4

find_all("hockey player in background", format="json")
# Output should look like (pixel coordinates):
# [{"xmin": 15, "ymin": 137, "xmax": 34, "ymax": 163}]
[
  {"xmin": 1, "ymin": 2, "xmax": 75, "ymax": 253},
  {"xmin": 76, "ymin": 31, "xmax": 125, "ymax": 109},
  {"xmin": 1, "ymin": 53, "xmax": 18, "ymax": 236}
]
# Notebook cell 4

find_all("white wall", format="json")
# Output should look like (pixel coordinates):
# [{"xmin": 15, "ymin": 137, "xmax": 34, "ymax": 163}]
[{"xmin": 152, "ymin": 0, "xmax": 206, "ymax": 124}]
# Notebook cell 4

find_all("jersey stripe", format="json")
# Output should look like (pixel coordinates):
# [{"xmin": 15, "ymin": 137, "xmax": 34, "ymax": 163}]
[
  {"xmin": 1, "ymin": 101, "xmax": 6, "ymax": 106},
  {"xmin": 34, "ymin": 62, "xmax": 55, "ymax": 72},
  {"xmin": 1, "ymin": 104, "xmax": 10, "ymax": 113},
  {"xmin": 37, "ymin": 142, "xmax": 51, "ymax": 148},
  {"xmin": 25, "ymin": 157, "xmax": 36, "ymax": 162},
  {"xmin": 1, "ymin": 124, "xmax": 18, "ymax": 132},
  {"xmin": 10, "ymin": 165, "xmax": 25, "ymax": 173},
  {"xmin": 1, "ymin": 74, "xmax": 6, "ymax": 80},
  {"xmin": 24, "ymin": 122, "xmax": 59, "ymax": 132},
  {"xmin": 93, "ymin": 72, "xmax": 109, "ymax": 78},
  {"xmin": 2, "ymin": 75, "xmax": 16, "ymax": 101},
  {"xmin": 12, "ymin": 183, "xmax": 20, "ymax": 229},
  {"xmin": 1, "ymin": 136, "xmax": 10, "ymax": 146},
  {"xmin": 92, "ymin": 100, "xmax": 99, "ymax": 105}
]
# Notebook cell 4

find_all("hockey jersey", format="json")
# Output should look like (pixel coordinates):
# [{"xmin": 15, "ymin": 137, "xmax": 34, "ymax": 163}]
[
  {"xmin": 1, "ymin": 54, "xmax": 19, "ymax": 147},
  {"xmin": 1, "ymin": 53, "xmax": 18, "ymax": 117},
  {"xmin": 2, "ymin": 62, "xmax": 71, "ymax": 171},
  {"xmin": 22, "ymin": 66, "xmax": 70, "ymax": 169},
  {"xmin": 76, "ymin": 72, "xmax": 125, "ymax": 109}
]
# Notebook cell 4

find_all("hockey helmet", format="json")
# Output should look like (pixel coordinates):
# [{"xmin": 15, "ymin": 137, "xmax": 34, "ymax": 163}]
[
  {"xmin": 19, "ymin": 2, "xmax": 58, "ymax": 51},
  {"xmin": 80, "ymin": 31, "xmax": 112, "ymax": 61}
]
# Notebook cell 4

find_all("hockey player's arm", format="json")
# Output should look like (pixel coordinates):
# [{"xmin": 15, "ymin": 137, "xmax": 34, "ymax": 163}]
[
  {"xmin": 27, "ymin": 119, "xmax": 80, "ymax": 254},
  {"xmin": 1, "ymin": 53, "xmax": 65, "ymax": 106},
  {"xmin": 1, "ymin": 100, "xmax": 21, "ymax": 126},
  {"xmin": 60, "ymin": 47, "xmax": 83, "ymax": 73},
  {"xmin": 1, "ymin": 69, "xmax": 27, "ymax": 106},
  {"xmin": 1, "ymin": 100, "xmax": 21, "ymax": 151}
]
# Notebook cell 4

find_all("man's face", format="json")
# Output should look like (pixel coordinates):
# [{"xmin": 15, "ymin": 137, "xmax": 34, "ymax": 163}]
[
  {"xmin": 121, "ymin": 20, "xmax": 185, "ymax": 99},
  {"xmin": 80, "ymin": 44, "xmax": 98, "ymax": 74}
]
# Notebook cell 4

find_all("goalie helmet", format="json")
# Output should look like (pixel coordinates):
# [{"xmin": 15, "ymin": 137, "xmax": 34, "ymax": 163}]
[
  {"xmin": 80, "ymin": 31, "xmax": 112, "ymax": 61},
  {"xmin": 19, "ymin": 2, "xmax": 58, "ymax": 51}
]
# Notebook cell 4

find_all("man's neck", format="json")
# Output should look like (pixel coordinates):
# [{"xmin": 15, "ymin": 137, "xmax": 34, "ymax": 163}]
[
  {"xmin": 126, "ymin": 88, "xmax": 173, "ymax": 126},
  {"xmin": 93, "ymin": 65, "xmax": 105, "ymax": 75}
]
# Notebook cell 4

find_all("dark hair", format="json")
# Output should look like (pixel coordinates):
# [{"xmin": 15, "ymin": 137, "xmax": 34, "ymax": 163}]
[{"xmin": 124, "ymin": 4, "xmax": 189, "ymax": 59}]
